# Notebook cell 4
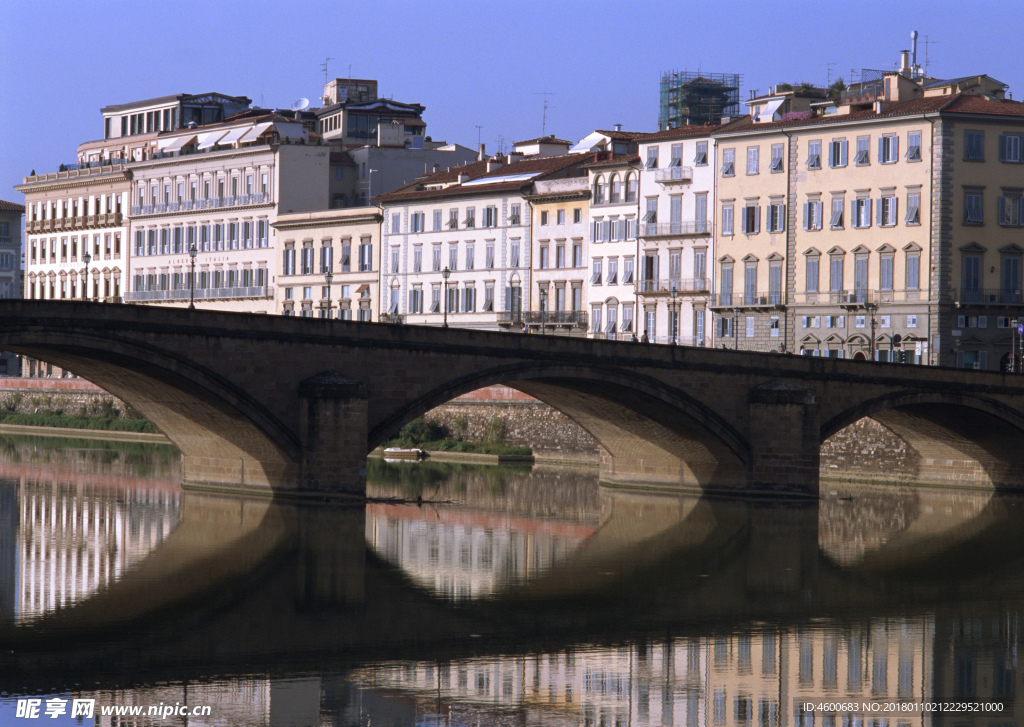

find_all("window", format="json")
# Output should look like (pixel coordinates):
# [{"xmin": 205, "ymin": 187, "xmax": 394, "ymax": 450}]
[
  {"xmin": 465, "ymin": 244, "xmax": 475, "ymax": 270},
  {"xmin": 747, "ymin": 146, "xmax": 759, "ymax": 175},
  {"xmin": 722, "ymin": 204, "xmax": 734, "ymax": 236},
  {"xmin": 742, "ymin": 204, "xmax": 760, "ymax": 234},
  {"xmin": 744, "ymin": 263, "xmax": 757, "ymax": 304},
  {"xmin": 768, "ymin": 202, "xmax": 785, "ymax": 233},
  {"xmin": 999, "ymin": 194, "xmax": 1023, "ymax": 226},
  {"xmin": 829, "ymin": 139, "xmax": 848, "ymax": 168},
  {"xmin": 965, "ymin": 130, "xmax": 985, "ymax": 161},
  {"xmin": 464, "ymin": 207, "xmax": 475, "ymax": 228},
  {"xmin": 607, "ymin": 259, "xmax": 619, "ymax": 286},
  {"xmin": 462, "ymin": 285, "xmax": 476, "ymax": 313},
  {"xmin": 557, "ymin": 209, "xmax": 565, "ymax": 225},
  {"xmin": 769, "ymin": 262, "xmax": 782, "ymax": 304},
  {"xmin": 623, "ymin": 258, "xmax": 634, "ymax": 284},
  {"xmin": 965, "ymin": 191, "xmax": 984, "ymax": 224},
  {"xmin": 646, "ymin": 147, "xmax": 658, "ymax": 169},
  {"xmin": 483, "ymin": 206, "xmax": 497, "ymax": 227},
  {"xmin": 510, "ymin": 203, "xmax": 521, "ymax": 225},
  {"xmin": 1000, "ymin": 134, "xmax": 1023, "ymax": 163},
  {"xmin": 555, "ymin": 244, "xmax": 565, "ymax": 268},
  {"xmin": 301, "ymin": 247, "xmax": 315, "ymax": 275},
  {"xmin": 448, "ymin": 244, "xmax": 458, "ymax": 270},
  {"xmin": 830, "ymin": 198, "xmax": 844, "ymax": 229},
  {"xmin": 410, "ymin": 212, "xmax": 425, "ymax": 233},
  {"xmin": 906, "ymin": 192, "xmax": 921, "ymax": 225},
  {"xmin": 770, "ymin": 143, "xmax": 784, "ymax": 172},
  {"xmin": 829, "ymin": 255, "xmax": 844, "ymax": 292},
  {"xmin": 907, "ymin": 314, "xmax": 918, "ymax": 328},
  {"xmin": 880, "ymin": 255, "xmax": 894, "ymax": 290},
  {"xmin": 906, "ymin": 251, "xmax": 920, "ymax": 290},
  {"xmin": 746, "ymin": 316, "xmax": 755, "ymax": 338},
  {"xmin": 963, "ymin": 254, "xmax": 982, "ymax": 300},
  {"xmin": 806, "ymin": 140, "xmax": 821, "ymax": 169},
  {"xmin": 879, "ymin": 135, "xmax": 899, "ymax": 163},
  {"xmin": 907, "ymin": 131, "xmax": 922, "ymax": 161},
  {"xmin": 853, "ymin": 198, "xmax": 873, "ymax": 228},
  {"xmin": 592, "ymin": 259, "xmax": 602, "ymax": 285},
  {"xmin": 694, "ymin": 141, "xmax": 708, "ymax": 166},
  {"xmin": 855, "ymin": 136, "xmax": 870, "ymax": 165},
  {"xmin": 721, "ymin": 264, "xmax": 734, "ymax": 306},
  {"xmin": 359, "ymin": 241, "xmax": 372, "ymax": 271},
  {"xmin": 668, "ymin": 144, "xmax": 682, "ymax": 167},
  {"xmin": 510, "ymin": 241, "xmax": 520, "ymax": 267},
  {"xmin": 433, "ymin": 209, "xmax": 442, "ymax": 231},
  {"xmin": 413, "ymin": 245, "xmax": 422, "ymax": 273},
  {"xmin": 432, "ymin": 244, "xmax": 441, "ymax": 271},
  {"xmin": 539, "ymin": 246, "xmax": 549, "ymax": 269},
  {"xmin": 806, "ymin": 255, "xmax": 819, "ymax": 292},
  {"xmin": 486, "ymin": 241, "xmax": 495, "ymax": 269},
  {"xmin": 448, "ymin": 209, "xmax": 459, "ymax": 229},
  {"xmin": 803, "ymin": 200, "xmax": 823, "ymax": 231},
  {"xmin": 721, "ymin": 148, "xmax": 735, "ymax": 176},
  {"xmin": 574, "ymin": 208, "xmax": 582, "ymax": 223},
  {"xmin": 541, "ymin": 210, "xmax": 549, "ymax": 225},
  {"xmin": 1002, "ymin": 255, "xmax": 1021, "ymax": 300},
  {"xmin": 879, "ymin": 195, "xmax": 898, "ymax": 226}
]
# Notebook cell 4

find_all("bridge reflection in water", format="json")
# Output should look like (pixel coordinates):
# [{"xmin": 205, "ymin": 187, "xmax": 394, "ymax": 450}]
[{"xmin": 1, "ymin": 441, "xmax": 1024, "ymax": 726}]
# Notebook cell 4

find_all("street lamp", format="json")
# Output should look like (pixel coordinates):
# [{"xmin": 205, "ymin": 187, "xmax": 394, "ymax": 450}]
[
  {"xmin": 441, "ymin": 266, "xmax": 451, "ymax": 328},
  {"xmin": 865, "ymin": 301, "xmax": 878, "ymax": 361},
  {"xmin": 670, "ymin": 288, "xmax": 679, "ymax": 345},
  {"xmin": 81, "ymin": 251, "xmax": 91, "ymax": 301},
  {"xmin": 540, "ymin": 288, "xmax": 548, "ymax": 336},
  {"xmin": 188, "ymin": 244, "xmax": 197, "ymax": 309},
  {"xmin": 324, "ymin": 268, "xmax": 333, "ymax": 319}
]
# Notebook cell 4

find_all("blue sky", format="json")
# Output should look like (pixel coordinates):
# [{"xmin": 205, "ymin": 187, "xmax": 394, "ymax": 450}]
[{"xmin": 3, "ymin": 0, "xmax": 1022, "ymax": 203}]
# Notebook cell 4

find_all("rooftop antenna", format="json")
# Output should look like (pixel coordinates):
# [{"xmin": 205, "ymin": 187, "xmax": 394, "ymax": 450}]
[
  {"xmin": 321, "ymin": 57, "xmax": 334, "ymax": 84},
  {"xmin": 476, "ymin": 125, "xmax": 483, "ymax": 147},
  {"xmin": 922, "ymin": 35, "xmax": 938, "ymax": 76},
  {"xmin": 532, "ymin": 92, "xmax": 554, "ymax": 135},
  {"xmin": 826, "ymin": 62, "xmax": 836, "ymax": 86},
  {"xmin": 496, "ymin": 135, "xmax": 506, "ymax": 155}
]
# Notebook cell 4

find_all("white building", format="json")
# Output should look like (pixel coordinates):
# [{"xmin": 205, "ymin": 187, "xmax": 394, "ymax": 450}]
[{"xmin": 123, "ymin": 113, "xmax": 328, "ymax": 313}]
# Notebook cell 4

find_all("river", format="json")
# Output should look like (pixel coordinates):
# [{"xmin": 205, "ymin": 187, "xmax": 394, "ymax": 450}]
[{"xmin": 0, "ymin": 435, "xmax": 1020, "ymax": 727}]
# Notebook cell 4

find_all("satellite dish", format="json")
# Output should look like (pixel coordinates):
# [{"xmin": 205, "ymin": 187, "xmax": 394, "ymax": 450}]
[{"xmin": 291, "ymin": 98, "xmax": 310, "ymax": 112}]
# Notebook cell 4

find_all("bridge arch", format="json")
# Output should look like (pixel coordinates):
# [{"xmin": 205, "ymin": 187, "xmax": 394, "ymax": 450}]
[
  {"xmin": 822, "ymin": 390, "xmax": 1024, "ymax": 489},
  {"xmin": 370, "ymin": 362, "xmax": 751, "ymax": 489},
  {"xmin": 0, "ymin": 330, "xmax": 301, "ymax": 489}
]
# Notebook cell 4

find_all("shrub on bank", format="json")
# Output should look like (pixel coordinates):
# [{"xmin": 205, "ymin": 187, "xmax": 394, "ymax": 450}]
[{"xmin": 0, "ymin": 412, "xmax": 159, "ymax": 433}]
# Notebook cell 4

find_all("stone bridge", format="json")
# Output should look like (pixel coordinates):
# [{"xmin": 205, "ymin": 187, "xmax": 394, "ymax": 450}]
[{"xmin": 3, "ymin": 300, "xmax": 1024, "ymax": 497}]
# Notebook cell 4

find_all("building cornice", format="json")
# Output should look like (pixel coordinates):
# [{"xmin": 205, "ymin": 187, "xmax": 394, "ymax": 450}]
[{"xmin": 272, "ymin": 212, "xmax": 382, "ymax": 231}]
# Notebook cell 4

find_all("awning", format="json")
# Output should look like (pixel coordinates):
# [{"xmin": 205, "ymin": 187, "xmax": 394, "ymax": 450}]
[
  {"xmin": 356, "ymin": 284, "xmax": 370, "ymax": 293},
  {"xmin": 216, "ymin": 127, "xmax": 249, "ymax": 145},
  {"xmin": 196, "ymin": 130, "xmax": 229, "ymax": 149},
  {"xmin": 238, "ymin": 122, "xmax": 273, "ymax": 144},
  {"xmin": 158, "ymin": 134, "xmax": 196, "ymax": 152},
  {"xmin": 760, "ymin": 98, "xmax": 785, "ymax": 122}
]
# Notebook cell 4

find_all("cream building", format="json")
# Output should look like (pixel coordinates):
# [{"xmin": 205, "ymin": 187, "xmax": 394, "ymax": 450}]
[
  {"xmin": 272, "ymin": 206, "xmax": 381, "ymax": 319},
  {"xmin": 123, "ymin": 114, "xmax": 327, "ymax": 313},
  {"xmin": 525, "ymin": 177, "xmax": 590, "ymax": 334}
]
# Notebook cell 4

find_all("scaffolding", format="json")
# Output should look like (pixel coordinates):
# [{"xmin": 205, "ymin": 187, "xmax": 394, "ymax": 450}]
[{"xmin": 659, "ymin": 71, "xmax": 742, "ymax": 130}]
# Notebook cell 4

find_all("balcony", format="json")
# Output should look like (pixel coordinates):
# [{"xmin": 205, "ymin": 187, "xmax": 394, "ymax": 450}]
[
  {"xmin": 27, "ymin": 212, "xmax": 123, "ymax": 235},
  {"xmin": 958, "ymin": 288, "xmax": 1024, "ymax": 305},
  {"xmin": 640, "ymin": 221, "xmax": 712, "ymax": 238},
  {"xmin": 637, "ymin": 278, "xmax": 710, "ymax": 296},
  {"xmin": 379, "ymin": 313, "xmax": 404, "ymax": 324},
  {"xmin": 710, "ymin": 292, "xmax": 784, "ymax": 308},
  {"xmin": 498, "ymin": 310, "xmax": 588, "ymax": 329},
  {"xmin": 793, "ymin": 289, "xmax": 923, "ymax": 305},
  {"xmin": 131, "ymin": 193, "xmax": 269, "ymax": 217},
  {"xmin": 123, "ymin": 285, "xmax": 272, "ymax": 303},
  {"xmin": 654, "ymin": 166, "xmax": 693, "ymax": 184}
]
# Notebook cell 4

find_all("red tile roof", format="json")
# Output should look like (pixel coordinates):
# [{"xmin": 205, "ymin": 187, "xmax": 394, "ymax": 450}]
[
  {"xmin": 0, "ymin": 200, "xmax": 25, "ymax": 213},
  {"xmin": 374, "ymin": 154, "xmax": 588, "ymax": 203},
  {"xmin": 594, "ymin": 129, "xmax": 653, "ymax": 141},
  {"xmin": 642, "ymin": 117, "xmax": 749, "ymax": 141},
  {"xmin": 514, "ymin": 135, "xmax": 572, "ymax": 146},
  {"xmin": 942, "ymin": 94, "xmax": 1024, "ymax": 117},
  {"xmin": 582, "ymin": 153, "xmax": 641, "ymax": 169}
]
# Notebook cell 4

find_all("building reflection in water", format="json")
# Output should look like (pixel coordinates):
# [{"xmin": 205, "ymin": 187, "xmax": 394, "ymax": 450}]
[{"xmin": 0, "ymin": 436, "xmax": 181, "ymax": 623}]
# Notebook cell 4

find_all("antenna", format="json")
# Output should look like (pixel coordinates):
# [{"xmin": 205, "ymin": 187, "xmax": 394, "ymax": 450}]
[
  {"xmin": 321, "ymin": 57, "xmax": 334, "ymax": 84},
  {"xmin": 923, "ymin": 35, "xmax": 938, "ymax": 76},
  {"xmin": 291, "ymin": 98, "xmax": 310, "ymax": 112},
  {"xmin": 532, "ymin": 92, "xmax": 554, "ymax": 135},
  {"xmin": 476, "ymin": 125, "xmax": 483, "ymax": 146},
  {"xmin": 826, "ymin": 62, "xmax": 836, "ymax": 86}
]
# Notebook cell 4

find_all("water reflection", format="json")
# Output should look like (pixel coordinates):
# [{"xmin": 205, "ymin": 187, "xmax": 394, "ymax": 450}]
[{"xmin": 4, "ymin": 439, "xmax": 1024, "ymax": 726}]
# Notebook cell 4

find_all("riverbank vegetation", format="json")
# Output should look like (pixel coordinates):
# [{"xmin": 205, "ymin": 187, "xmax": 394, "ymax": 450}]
[
  {"xmin": 383, "ymin": 416, "xmax": 531, "ymax": 456},
  {"xmin": 0, "ymin": 393, "xmax": 158, "ymax": 433}
]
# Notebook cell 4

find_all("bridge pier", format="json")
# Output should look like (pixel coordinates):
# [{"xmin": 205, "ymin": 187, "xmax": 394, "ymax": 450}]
[
  {"xmin": 748, "ymin": 381, "xmax": 821, "ymax": 496},
  {"xmin": 298, "ymin": 372, "xmax": 368, "ymax": 497}
]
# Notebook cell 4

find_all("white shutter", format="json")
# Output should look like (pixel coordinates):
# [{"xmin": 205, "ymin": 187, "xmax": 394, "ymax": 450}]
[{"xmin": 755, "ymin": 206, "xmax": 761, "ymax": 234}]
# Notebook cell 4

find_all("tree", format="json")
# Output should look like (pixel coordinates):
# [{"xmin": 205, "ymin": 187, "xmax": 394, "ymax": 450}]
[{"xmin": 828, "ymin": 78, "xmax": 847, "ymax": 101}]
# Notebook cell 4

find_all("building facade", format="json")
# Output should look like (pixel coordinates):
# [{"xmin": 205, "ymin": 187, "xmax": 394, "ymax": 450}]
[{"xmin": 272, "ymin": 207, "xmax": 382, "ymax": 319}]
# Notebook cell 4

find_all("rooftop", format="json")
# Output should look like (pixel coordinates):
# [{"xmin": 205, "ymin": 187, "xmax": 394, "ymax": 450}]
[
  {"xmin": 100, "ymin": 92, "xmax": 252, "ymax": 115},
  {"xmin": 0, "ymin": 200, "xmax": 25, "ymax": 213}
]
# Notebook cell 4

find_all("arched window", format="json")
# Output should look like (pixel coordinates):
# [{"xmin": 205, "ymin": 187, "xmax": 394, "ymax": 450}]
[
  {"xmin": 593, "ymin": 175, "xmax": 605, "ymax": 205},
  {"xmin": 625, "ymin": 173, "xmax": 638, "ymax": 203},
  {"xmin": 610, "ymin": 174, "xmax": 621, "ymax": 204}
]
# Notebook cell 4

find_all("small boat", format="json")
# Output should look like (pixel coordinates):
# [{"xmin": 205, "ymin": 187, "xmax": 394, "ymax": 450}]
[{"xmin": 382, "ymin": 447, "xmax": 428, "ymax": 461}]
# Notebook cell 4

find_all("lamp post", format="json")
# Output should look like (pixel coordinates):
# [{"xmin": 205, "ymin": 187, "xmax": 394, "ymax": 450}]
[
  {"xmin": 1013, "ymin": 319, "xmax": 1020, "ymax": 373},
  {"xmin": 81, "ymin": 251, "xmax": 91, "ymax": 301},
  {"xmin": 865, "ymin": 301, "xmax": 878, "ymax": 361},
  {"xmin": 325, "ymin": 268, "xmax": 333, "ymax": 319},
  {"xmin": 733, "ymin": 307, "xmax": 740, "ymax": 350},
  {"xmin": 540, "ymin": 288, "xmax": 548, "ymax": 336},
  {"xmin": 188, "ymin": 244, "xmax": 197, "ymax": 309},
  {"xmin": 670, "ymin": 288, "xmax": 679, "ymax": 345},
  {"xmin": 441, "ymin": 266, "xmax": 451, "ymax": 328}
]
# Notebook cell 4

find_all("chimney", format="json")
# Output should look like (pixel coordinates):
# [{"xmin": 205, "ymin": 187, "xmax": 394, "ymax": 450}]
[
  {"xmin": 486, "ymin": 159, "xmax": 503, "ymax": 172},
  {"xmin": 457, "ymin": 173, "xmax": 469, "ymax": 184},
  {"xmin": 614, "ymin": 123, "xmax": 623, "ymax": 132},
  {"xmin": 477, "ymin": 143, "xmax": 486, "ymax": 161},
  {"xmin": 900, "ymin": 50, "xmax": 911, "ymax": 74},
  {"xmin": 433, "ymin": 163, "xmax": 440, "ymax": 173},
  {"xmin": 911, "ymin": 30, "xmax": 919, "ymax": 69}
]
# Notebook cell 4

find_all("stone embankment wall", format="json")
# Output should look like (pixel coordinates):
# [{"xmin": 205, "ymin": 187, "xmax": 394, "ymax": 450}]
[
  {"xmin": 0, "ymin": 378, "xmax": 135, "ymax": 418},
  {"xmin": 429, "ymin": 386, "xmax": 921, "ymax": 478}
]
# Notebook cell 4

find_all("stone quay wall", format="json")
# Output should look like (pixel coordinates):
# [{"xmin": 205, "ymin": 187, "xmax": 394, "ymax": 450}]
[{"xmin": 0, "ymin": 378, "xmax": 135, "ymax": 418}]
